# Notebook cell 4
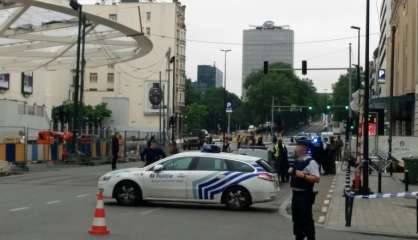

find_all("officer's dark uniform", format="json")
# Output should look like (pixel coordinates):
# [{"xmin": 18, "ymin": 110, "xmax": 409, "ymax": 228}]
[{"xmin": 290, "ymin": 140, "xmax": 319, "ymax": 240}]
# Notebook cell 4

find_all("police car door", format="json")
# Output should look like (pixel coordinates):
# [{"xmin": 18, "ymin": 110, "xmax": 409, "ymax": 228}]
[
  {"xmin": 186, "ymin": 157, "xmax": 228, "ymax": 202},
  {"xmin": 143, "ymin": 157, "xmax": 193, "ymax": 200}
]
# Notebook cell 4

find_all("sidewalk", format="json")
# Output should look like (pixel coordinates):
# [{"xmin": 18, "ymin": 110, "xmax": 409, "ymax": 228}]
[{"xmin": 325, "ymin": 169, "xmax": 418, "ymax": 237}]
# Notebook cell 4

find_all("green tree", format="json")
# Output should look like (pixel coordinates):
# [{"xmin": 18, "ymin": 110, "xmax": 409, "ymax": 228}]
[
  {"xmin": 185, "ymin": 78, "xmax": 201, "ymax": 105},
  {"xmin": 244, "ymin": 62, "xmax": 319, "ymax": 132},
  {"xmin": 184, "ymin": 103, "xmax": 208, "ymax": 132},
  {"xmin": 332, "ymin": 68, "xmax": 364, "ymax": 121}
]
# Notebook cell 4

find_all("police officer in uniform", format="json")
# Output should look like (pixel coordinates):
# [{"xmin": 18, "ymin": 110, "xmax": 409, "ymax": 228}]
[{"xmin": 289, "ymin": 139, "xmax": 320, "ymax": 240}]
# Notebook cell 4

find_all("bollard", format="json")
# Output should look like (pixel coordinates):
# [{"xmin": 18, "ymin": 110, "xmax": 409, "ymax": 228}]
[
  {"xmin": 405, "ymin": 170, "xmax": 409, "ymax": 192},
  {"xmin": 345, "ymin": 194, "xmax": 348, "ymax": 226},
  {"xmin": 378, "ymin": 170, "xmax": 382, "ymax": 193},
  {"xmin": 345, "ymin": 194, "xmax": 354, "ymax": 227}
]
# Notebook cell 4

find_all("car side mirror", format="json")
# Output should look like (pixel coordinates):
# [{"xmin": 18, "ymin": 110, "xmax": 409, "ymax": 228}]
[{"xmin": 153, "ymin": 164, "xmax": 164, "ymax": 172}]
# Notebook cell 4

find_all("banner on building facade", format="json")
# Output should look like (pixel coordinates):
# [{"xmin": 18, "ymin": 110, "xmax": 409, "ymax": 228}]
[
  {"xmin": 21, "ymin": 72, "xmax": 33, "ymax": 95},
  {"xmin": 144, "ymin": 80, "xmax": 167, "ymax": 115}
]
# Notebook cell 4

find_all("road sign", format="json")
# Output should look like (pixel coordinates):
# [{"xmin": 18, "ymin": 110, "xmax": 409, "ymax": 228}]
[
  {"xmin": 226, "ymin": 102, "xmax": 233, "ymax": 113},
  {"xmin": 378, "ymin": 69, "xmax": 385, "ymax": 82}
]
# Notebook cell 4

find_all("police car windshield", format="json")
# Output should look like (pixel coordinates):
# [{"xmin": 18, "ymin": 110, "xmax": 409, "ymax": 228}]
[{"xmin": 256, "ymin": 159, "xmax": 275, "ymax": 173}]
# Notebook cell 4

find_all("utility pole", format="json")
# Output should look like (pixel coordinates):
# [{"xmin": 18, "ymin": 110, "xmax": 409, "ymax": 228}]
[
  {"xmin": 220, "ymin": 49, "xmax": 231, "ymax": 148},
  {"xmin": 165, "ymin": 48, "xmax": 171, "ymax": 143},
  {"xmin": 363, "ymin": 0, "xmax": 370, "ymax": 194},
  {"xmin": 79, "ymin": 14, "xmax": 87, "ymax": 135},
  {"xmin": 159, "ymin": 71, "xmax": 162, "ymax": 144},
  {"xmin": 71, "ymin": 3, "xmax": 83, "ymax": 152},
  {"xmin": 347, "ymin": 43, "xmax": 353, "ymax": 160},
  {"xmin": 170, "ymin": 56, "xmax": 176, "ymax": 143},
  {"xmin": 389, "ymin": 26, "xmax": 396, "ymax": 176}
]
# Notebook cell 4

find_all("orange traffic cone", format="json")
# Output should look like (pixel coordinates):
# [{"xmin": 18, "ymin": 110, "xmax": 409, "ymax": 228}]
[{"xmin": 88, "ymin": 189, "xmax": 110, "ymax": 235}]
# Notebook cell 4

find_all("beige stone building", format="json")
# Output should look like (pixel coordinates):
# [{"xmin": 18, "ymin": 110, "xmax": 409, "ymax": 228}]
[
  {"xmin": 385, "ymin": 0, "xmax": 418, "ymax": 136},
  {"xmin": 84, "ymin": 0, "xmax": 186, "ymax": 133}
]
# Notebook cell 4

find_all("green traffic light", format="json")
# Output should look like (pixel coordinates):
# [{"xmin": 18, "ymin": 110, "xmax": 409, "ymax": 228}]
[
  {"xmin": 326, "ymin": 105, "xmax": 331, "ymax": 110},
  {"xmin": 308, "ymin": 106, "xmax": 313, "ymax": 111},
  {"xmin": 345, "ymin": 106, "xmax": 349, "ymax": 110}
]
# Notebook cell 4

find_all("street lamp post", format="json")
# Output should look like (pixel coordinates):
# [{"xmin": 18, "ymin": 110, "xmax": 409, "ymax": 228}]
[
  {"xmin": 362, "ymin": 0, "xmax": 371, "ymax": 194},
  {"xmin": 220, "ymin": 49, "xmax": 231, "ymax": 149}
]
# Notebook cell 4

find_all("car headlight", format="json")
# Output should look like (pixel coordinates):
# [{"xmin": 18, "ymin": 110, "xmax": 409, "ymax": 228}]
[{"xmin": 100, "ymin": 176, "xmax": 112, "ymax": 181}]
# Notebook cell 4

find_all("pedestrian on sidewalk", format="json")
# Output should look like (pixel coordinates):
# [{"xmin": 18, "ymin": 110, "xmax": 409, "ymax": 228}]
[
  {"xmin": 278, "ymin": 139, "xmax": 289, "ymax": 183},
  {"xmin": 327, "ymin": 137, "xmax": 337, "ymax": 175},
  {"xmin": 289, "ymin": 139, "xmax": 320, "ymax": 240},
  {"xmin": 140, "ymin": 141, "xmax": 166, "ymax": 166},
  {"xmin": 111, "ymin": 132, "xmax": 120, "ymax": 170},
  {"xmin": 272, "ymin": 136, "xmax": 280, "ymax": 174}
]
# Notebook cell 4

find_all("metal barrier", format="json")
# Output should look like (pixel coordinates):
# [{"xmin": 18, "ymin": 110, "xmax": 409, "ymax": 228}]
[{"xmin": 345, "ymin": 190, "xmax": 418, "ymax": 234}]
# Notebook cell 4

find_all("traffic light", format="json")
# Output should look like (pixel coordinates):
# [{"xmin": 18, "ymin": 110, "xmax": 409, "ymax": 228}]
[
  {"xmin": 69, "ymin": 0, "xmax": 80, "ymax": 10},
  {"xmin": 326, "ymin": 105, "xmax": 331, "ymax": 110},
  {"xmin": 345, "ymin": 105, "xmax": 349, "ymax": 110},
  {"xmin": 302, "ymin": 60, "xmax": 307, "ymax": 75},
  {"xmin": 308, "ymin": 106, "xmax": 313, "ymax": 111},
  {"xmin": 263, "ymin": 61, "xmax": 269, "ymax": 74}
]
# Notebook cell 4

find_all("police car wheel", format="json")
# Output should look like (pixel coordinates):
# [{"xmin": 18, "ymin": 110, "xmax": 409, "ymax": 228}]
[
  {"xmin": 224, "ymin": 187, "xmax": 251, "ymax": 210},
  {"xmin": 115, "ymin": 181, "xmax": 142, "ymax": 206}
]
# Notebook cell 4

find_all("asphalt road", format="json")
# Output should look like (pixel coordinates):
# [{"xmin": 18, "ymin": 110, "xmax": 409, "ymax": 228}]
[{"xmin": 0, "ymin": 162, "xmax": 401, "ymax": 240}]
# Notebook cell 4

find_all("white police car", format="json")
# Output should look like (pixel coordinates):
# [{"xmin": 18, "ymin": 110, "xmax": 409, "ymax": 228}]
[{"xmin": 98, "ymin": 151, "xmax": 279, "ymax": 210}]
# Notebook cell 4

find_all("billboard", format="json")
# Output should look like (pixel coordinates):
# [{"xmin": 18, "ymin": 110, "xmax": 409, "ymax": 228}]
[
  {"xmin": 21, "ymin": 72, "xmax": 33, "ymax": 95},
  {"xmin": 0, "ymin": 73, "xmax": 9, "ymax": 90},
  {"xmin": 144, "ymin": 80, "xmax": 167, "ymax": 115}
]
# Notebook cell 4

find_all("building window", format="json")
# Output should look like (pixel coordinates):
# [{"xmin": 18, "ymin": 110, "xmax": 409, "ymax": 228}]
[
  {"xmin": 146, "ymin": 12, "xmax": 151, "ymax": 21},
  {"xmin": 146, "ymin": 27, "xmax": 151, "ymax": 35},
  {"xmin": 89, "ymin": 88, "xmax": 98, "ymax": 92},
  {"xmin": 89, "ymin": 73, "xmax": 98, "ymax": 83},
  {"xmin": 107, "ymin": 73, "xmax": 115, "ymax": 83},
  {"xmin": 107, "ymin": 88, "xmax": 114, "ymax": 92},
  {"xmin": 109, "ymin": 14, "xmax": 117, "ymax": 22}
]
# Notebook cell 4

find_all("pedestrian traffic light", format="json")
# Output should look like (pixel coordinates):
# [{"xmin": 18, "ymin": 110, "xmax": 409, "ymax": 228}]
[
  {"xmin": 302, "ymin": 60, "xmax": 307, "ymax": 75},
  {"xmin": 263, "ymin": 61, "xmax": 269, "ymax": 74}
]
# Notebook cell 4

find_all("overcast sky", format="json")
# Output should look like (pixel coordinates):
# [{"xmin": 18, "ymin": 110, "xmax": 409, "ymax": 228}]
[{"xmin": 83, "ymin": 0, "xmax": 382, "ymax": 96}]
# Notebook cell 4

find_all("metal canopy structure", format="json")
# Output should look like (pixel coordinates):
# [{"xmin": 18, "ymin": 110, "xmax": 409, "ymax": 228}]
[{"xmin": 0, "ymin": 0, "xmax": 153, "ymax": 72}]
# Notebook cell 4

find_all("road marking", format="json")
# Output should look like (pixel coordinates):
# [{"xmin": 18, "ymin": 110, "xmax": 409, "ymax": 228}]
[
  {"xmin": 318, "ymin": 216, "xmax": 326, "ymax": 224},
  {"xmin": 10, "ymin": 207, "xmax": 30, "ymax": 212},
  {"xmin": 76, "ymin": 194, "xmax": 90, "ymax": 198},
  {"xmin": 46, "ymin": 200, "xmax": 61, "ymax": 205},
  {"xmin": 330, "ymin": 185, "xmax": 335, "ymax": 189},
  {"xmin": 321, "ymin": 206, "xmax": 328, "ymax": 213},
  {"xmin": 324, "ymin": 199, "xmax": 330, "ymax": 205},
  {"xmin": 326, "ymin": 194, "xmax": 332, "ymax": 199},
  {"xmin": 329, "ymin": 189, "xmax": 334, "ymax": 193},
  {"xmin": 140, "ymin": 208, "xmax": 161, "ymax": 215}
]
